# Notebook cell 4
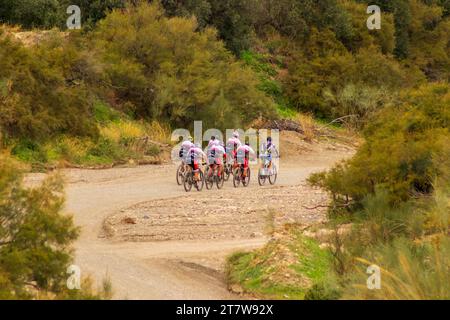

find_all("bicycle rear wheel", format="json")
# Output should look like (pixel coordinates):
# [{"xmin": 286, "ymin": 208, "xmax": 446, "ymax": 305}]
[
  {"xmin": 243, "ymin": 167, "xmax": 251, "ymax": 187},
  {"xmin": 269, "ymin": 165, "xmax": 277, "ymax": 185},
  {"xmin": 233, "ymin": 168, "xmax": 241, "ymax": 188},
  {"xmin": 258, "ymin": 169, "xmax": 267, "ymax": 186},
  {"xmin": 184, "ymin": 173, "xmax": 193, "ymax": 192},
  {"xmin": 195, "ymin": 171, "xmax": 204, "ymax": 191},
  {"xmin": 205, "ymin": 167, "xmax": 214, "ymax": 190},
  {"xmin": 216, "ymin": 168, "xmax": 225, "ymax": 189},
  {"xmin": 224, "ymin": 164, "xmax": 231, "ymax": 181}
]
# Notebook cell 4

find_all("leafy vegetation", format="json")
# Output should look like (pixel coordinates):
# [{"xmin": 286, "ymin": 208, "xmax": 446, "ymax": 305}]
[
  {"xmin": 310, "ymin": 82, "xmax": 450, "ymax": 205},
  {"xmin": 0, "ymin": 155, "xmax": 111, "ymax": 299}
]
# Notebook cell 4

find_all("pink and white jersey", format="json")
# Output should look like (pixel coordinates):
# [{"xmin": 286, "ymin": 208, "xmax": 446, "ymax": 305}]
[
  {"xmin": 227, "ymin": 137, "xmax": 242, "ymax": 149},
  {"xmin": 210, "ymin": 145, "xmax": 225, "ymax": 155},
  {"xmin": 208, "ymin": 139, "xmax": 220, "ymax": 149},
  {"xmin": 188, "ymin": 147, "xmax": 206, "ymax": 160},
  {"xmin": 237, "ymin": 145, "xmax": 256, "ymax": 156}
]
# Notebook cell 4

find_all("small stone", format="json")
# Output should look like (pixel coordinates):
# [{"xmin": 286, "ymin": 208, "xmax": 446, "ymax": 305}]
[{"xmin": 230, "ymin": 284, "xmax": 244, "ymax": 294}]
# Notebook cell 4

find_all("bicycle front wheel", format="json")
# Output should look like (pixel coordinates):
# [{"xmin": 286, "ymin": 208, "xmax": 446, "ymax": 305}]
[
  {"xmin": 195, "ymin": 171, "xmax": 204, "ymax": 191},
  {"xmin": 176, "ymin": 164, "xmax": 184, "ymax": 185}
]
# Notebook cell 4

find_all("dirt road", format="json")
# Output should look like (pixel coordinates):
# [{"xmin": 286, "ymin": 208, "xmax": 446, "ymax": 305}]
[{"xmin": 28, "ymin": 137, "xmax": 353, "ymax": 299}]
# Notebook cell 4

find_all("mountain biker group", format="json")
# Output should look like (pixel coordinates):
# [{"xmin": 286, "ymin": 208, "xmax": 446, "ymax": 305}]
[{"xmin": 178, "ymin": 131, "xmax": 278, "ymax": 187}]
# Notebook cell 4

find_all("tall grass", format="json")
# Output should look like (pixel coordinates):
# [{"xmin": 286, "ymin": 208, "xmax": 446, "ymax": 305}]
[
  {"xmin": 342, "ymin": 236, "xmax": 450, "ymax": 300},
  {"xmin": 295, "ymin": 113, "xmax": 316, "ymax": 142}
]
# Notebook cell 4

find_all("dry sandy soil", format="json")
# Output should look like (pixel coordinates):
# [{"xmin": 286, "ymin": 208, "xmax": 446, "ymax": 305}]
[{"xmin": 26, "ymin": 132, "xmax": 354, "ymax": 299}]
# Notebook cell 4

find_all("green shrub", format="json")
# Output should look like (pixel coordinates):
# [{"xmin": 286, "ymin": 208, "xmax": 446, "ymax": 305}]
[
  {"xmin": 0, "ymin": 28, "xmax": 98, "ymax": 141},
  {"xmin": 0, "ymin": 155, "xmax": 79, "ymax": 299},
  {"xmin": 94, "ymin": 2, "xmax": 276, "ymax": 129},
  {"xmin": 311, "ymin": 83, "xmax": 450, "ymax": 205}
]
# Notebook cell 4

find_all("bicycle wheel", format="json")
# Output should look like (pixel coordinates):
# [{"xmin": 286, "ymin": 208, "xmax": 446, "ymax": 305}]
[
  {"xmin": 269, "ymin": 165, "xmax": 277, "ymax": 185},
  {"xmin": 216, "ymin": 167, "xmax": 225, "ymax": 189},
  {"xmin": 243, "ymin": 167, "xmax": 251, "ymax": 187},
  {"xmin": 205, "ymin": 167, "xmax": 214, "ymax": 190},
  {"xmin": 176, "ymin": 164, "xmax": 184, "ymax": 185},
  {"xmin": 233, "ymin": 168, "xmax": 241, "ymax": 188},
  {"xmin": 195, "ymin": 171, "xmax": 204, "ymax": 191},
  {"xmin": 184, "ymin": 173, "xmax": 193, "ymax": 192},
  {"xmin": 258, "ymin": 168, "xmax": 267, "ymax": 186},
  {"xmin": 224, "ymin": 164, "xmax": 231, "ymax": 182}
]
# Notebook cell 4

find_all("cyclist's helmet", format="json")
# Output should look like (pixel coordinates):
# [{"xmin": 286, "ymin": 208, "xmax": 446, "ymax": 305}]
[
  {"xmin": 267, "ymin": 137, "xmax": 272, "ymax": 142},
  {"xmin": 210, "ymin": 136, "xmax": 216, "ymax": 141},
  {"xmin": 245, "ymin": 142, "xmax": 250, "ymax": 146},
  {"xmin": 232, "ymin": 131, "xmax": 240, "ymax": 138}
]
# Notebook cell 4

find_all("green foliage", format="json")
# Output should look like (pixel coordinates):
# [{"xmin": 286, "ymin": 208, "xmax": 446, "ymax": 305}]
[
  {"xmin": 308, "ymin": 83, "xmax": 450, "ymax": 299},
  {"xmin": 0, "ymin": 28, "xmax": 98, "ymax": 141},
  {"xmin": 0, "ymin": 155, "xmax": 79, "ymax": 299},
  {"xmin": 241, "ymin": 50, "xmax": 296, "ymax": 118},
  {"xmin": 0, "ymin": 0, "xmax": 64, "ymax": 29},
  {"xmin": 94, "ymin": 2, "xmax": 276, "ymax": 129},
  {"xmin": 0, "ymin": 0, "xmax": 126, "ymax": 29},
  {"xmin": 93, "ymin": 100, "xmax": 120, "ymax": 124},
  {"xmin": 311, "ymin": 83, "xmax": 450, "ymax": 204}
]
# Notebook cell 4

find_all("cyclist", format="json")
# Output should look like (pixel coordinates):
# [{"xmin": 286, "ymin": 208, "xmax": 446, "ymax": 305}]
[
  {"xmin": 187, "ymin": 143, "xmax": 207, "ymax": 181},
  {"xmin": 179, "ymin": 136, "xmax": 194, "ymax": 163},
  {"xmin": 207, "ymin": 141, "xmax": 226, "ymax": 178},
  {"xmin": 207, "ymin": 136, "xmax": 219, "ymax": 149},
  {"xmin": 260, "ymin": 136, "xmax": 279, "ymax": 168},
  {"xmin": 226, "ymin": 131, "xmax": 242, "ymax": 166},
  {"xmin": 236, "ymin": 142, "xmax": 256, "ymax": 178}
]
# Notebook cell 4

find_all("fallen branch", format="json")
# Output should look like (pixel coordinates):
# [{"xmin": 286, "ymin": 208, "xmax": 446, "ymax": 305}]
[
  {"xmin": 317, "ymin": 115, "xmax": 358, "ymax": 132},
  {"xmin": 302, "ymin": 202, "xmax": 353, "ymax": 210}
]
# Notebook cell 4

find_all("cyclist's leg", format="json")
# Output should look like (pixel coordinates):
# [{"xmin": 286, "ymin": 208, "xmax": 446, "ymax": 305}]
[
  {"xmin": 193, "ymin": 160, "xmax": 200, "ymax": 180},
  {"xmin": 215, "ymin": 157, "xmax": 222, "ymax": 177},
  {"xmin": 243, "ymin": 156, "xmax": 249, "ymax": 177}
]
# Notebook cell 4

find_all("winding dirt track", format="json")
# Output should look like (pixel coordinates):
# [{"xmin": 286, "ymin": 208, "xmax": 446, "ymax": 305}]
[{"xmin": 29, "ymin": 141, "xmax": 353, "ymax": 299}]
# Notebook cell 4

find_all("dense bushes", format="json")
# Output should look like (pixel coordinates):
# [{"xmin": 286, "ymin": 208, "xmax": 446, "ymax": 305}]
[
  {"xmin": 307, "ymin": 82, "xmax": 450, "ymax": 299},
  {"xmin": 0, "ymin": 155, "xmax": 114, "ymax": 299},
  {"xmin": 310, "ymin": 82, "xmax": 450, "ymax": 204},
  {"xmin": 0, "ymin": 0, "xmax": 126, "ymax": 29},
  {"xmin": 0, "ymin": 28, "xmax": 99, "ymax": 141},
  {"xmin": 93, "ymin": 2, "xmax": 276, "ymax": 129},
  {"xmin": 0, "ymin": 155, "xmax": 78, "ymax": 298},
  {"xmin": 0, "ymin": 2, "xmax": 277, "ymax": 165}
]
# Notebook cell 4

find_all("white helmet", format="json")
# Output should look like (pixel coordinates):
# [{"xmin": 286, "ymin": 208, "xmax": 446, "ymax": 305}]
[{"xmin": 232, "ymin": 131, "xmax": 240, "ymax": 138}]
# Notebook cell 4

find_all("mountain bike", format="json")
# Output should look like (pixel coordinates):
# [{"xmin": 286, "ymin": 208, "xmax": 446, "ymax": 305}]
[
  {"xmin": 176, "ymin": 162, "xmax": 188, "ymax": 185},
  {"xmin": 233, "ymin": 164, "xmax": 251, "ymax": 188},
  {"xmin": 258, "ymin": 155, "xmax": 277, "ymax": 186},
  {"xmin": 205, "ymin": 164, "xmax": 225, "ymax": 190},
  {"xmin": 184, "ymin": 165, "xmax": 204, "ymax": 192}
]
